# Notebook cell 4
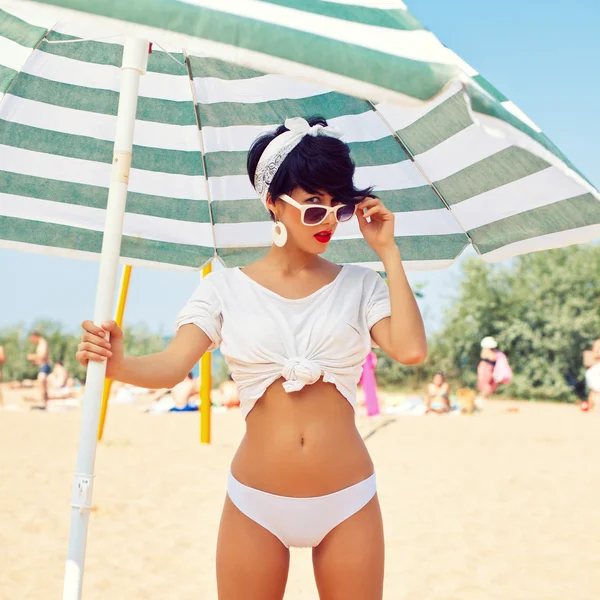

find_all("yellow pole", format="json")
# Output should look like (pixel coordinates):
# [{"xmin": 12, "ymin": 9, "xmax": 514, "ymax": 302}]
[
  {"xmin": 98, "ymin": 264, "xmax": 132, "ymax": 441},
  {"xmin": 200, "ymin": 261, "xmax": 212, "ymax": 444}
]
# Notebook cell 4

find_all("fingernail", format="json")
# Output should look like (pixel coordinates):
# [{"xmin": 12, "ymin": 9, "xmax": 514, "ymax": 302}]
[{"xmin": 107, "ymin": 351, "xmax": 113, "ymax": 357}]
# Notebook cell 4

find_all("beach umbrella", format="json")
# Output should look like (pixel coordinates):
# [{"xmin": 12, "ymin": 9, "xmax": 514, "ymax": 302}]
[{"xmin": 1, "ymin": 1, "xmax": 599, "ymax": 599}]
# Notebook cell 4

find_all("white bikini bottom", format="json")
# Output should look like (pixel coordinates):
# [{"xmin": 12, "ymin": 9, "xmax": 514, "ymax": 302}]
[{"xmin": 227, "ymin": 471, "xmax": 376, "ymax": 548}]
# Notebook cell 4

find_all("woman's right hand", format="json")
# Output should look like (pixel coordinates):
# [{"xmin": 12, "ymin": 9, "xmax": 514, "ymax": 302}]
[{"xmin": 76, "ymin": 320, "xmax": 125, "ymax": 379}]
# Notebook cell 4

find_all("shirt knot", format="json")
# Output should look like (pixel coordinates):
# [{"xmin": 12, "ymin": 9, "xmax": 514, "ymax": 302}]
[{"xmin": 282, "ymin": 357, "xmax": 322, "ymax": 393}]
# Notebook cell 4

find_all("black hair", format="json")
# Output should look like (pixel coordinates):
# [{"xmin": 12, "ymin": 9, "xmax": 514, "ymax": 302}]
[
  {"xmin": 29, "ymin": 330, "xmax": 41, "ymax": 337},
  {"xmin": 247, "ymin": 116, "xmax": 373, "ymax": 220},
  {"xmin": 434, "ymin": 371, "xmax": 446, "ymax": 380}
]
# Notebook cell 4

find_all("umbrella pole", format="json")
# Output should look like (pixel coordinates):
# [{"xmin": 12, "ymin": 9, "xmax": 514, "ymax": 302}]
[
  {"xmin": 200, "ymin": 261, "xmax": 212, "ymax": 444},
  {"xmin": 62, "ymin": 39, "xmax": 149, "ymax": 600},
  {"xmin": 98, "ymin": 264, "xmax": 133, "ymax": 441}
]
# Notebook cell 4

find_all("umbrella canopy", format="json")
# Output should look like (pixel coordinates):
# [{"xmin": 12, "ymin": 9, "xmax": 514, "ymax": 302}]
[{"xmin": 1, "ymin": 0, "xmax": 599, "ymax": 272}]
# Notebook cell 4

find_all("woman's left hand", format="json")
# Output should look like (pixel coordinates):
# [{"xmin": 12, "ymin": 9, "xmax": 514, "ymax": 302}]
[{"xmin": 356, "ymin": 196, "xmax": 396, "ymax": 256}]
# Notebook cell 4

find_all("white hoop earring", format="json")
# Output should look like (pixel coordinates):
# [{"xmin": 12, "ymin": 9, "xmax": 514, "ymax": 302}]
[{"xmin": 272, "ymin": 221, "xmax": 288, "ymax": 247}]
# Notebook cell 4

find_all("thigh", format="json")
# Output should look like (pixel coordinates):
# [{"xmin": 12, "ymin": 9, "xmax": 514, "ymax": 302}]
[
  {"xmin": 312, "ymin": 494, "xmax": 384, "ymax": 600},
  {"xmin": 216, "ymin": 495, "xmax": 290, "ymax": 600}
]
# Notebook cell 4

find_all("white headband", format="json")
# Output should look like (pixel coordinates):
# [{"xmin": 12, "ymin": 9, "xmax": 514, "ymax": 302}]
[{"xmin": 253, "ymin": 117, "xmax": 343, "ymax": 205}]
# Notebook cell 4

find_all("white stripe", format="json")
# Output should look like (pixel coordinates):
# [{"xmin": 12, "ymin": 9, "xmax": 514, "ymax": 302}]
[
  {"xmin": 201, "ymin": 110, "xmax": 387, "ymax": 153},
  {"xmin": 481, "ymin": 224, "xmax": 600, "ymax": 264},
  {"xmin": 452, "ymin": 167, "xmax": 587, "ymax": 231},
  {"xmin": 0, "ymin": 145, "xmax": 208, "ymax": 200},
  {"xmin": 0, "ymin": 94, "xmax": 200, "ymax": 151},
  {"xmin": 0, "ymin": 34, "xmax": 33, "ymax": 71},
  {"xmin": 471, "ymin": 112, "xmax": 600, "ymax": 200},
  {"xmin": 0, "ymin": 239, "xmax": 206, "ymax": 270},
  {"xmin": 335, "ymin": 208, "xmax": 464, "ymax": 237},
  {"xmin": 358, "ymin": 258, "xmax": 457, "ymax": 272},
  {"xmin": 0, "ymin": 192, "xmax": 214, "ymax": 247},
  {"xmin": 501, "ymin": 101, "xmax": 542, "ymax": 133},
  {"xmin": 21, "ymin": 49, "xmax": 193, "ymax": 102},
  {"xmin": 375, "ymin": 81, "xmax": 464, "ymax": 132},
  {"xmin": 354, "ymin": 160, "xmax": 426, "ymax": 192},
  {"xmin": 416, "ymin": 124, "xmax": 512, "ymax": 182},
  {"xmin": 2, "ymin": 0, "xmax": 57, "ymax": 29},
  {"xmin": 213, "ymin": 208, "xmax": 462, "ymax": 247},
  {"xmin": 208, "ymin": 159, "xmax": 426, "ymax": 201},
  {"xmin": 194, "ymin": 73, "xmax": 331, "ymax": 104},
  {"xmin": 185, "ymin": 0, "xmax": 461, "ymax": 66}
]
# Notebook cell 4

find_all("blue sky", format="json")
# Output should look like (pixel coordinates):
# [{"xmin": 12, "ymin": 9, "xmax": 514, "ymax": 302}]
[{"xmin": 0, "ymin": 0, "xmax": 598, "ymax": 335}]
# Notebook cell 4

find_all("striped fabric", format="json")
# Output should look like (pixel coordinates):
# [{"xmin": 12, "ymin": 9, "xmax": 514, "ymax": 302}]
[{"xmin": 0, "ymin": 0, "xmax": 598, "ymax": 271}]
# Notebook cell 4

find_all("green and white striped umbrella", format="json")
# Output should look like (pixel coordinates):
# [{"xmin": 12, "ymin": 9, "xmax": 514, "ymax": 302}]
[{"xmin": 1, "ymin": 0, "xmax": 599, "ymax": 272}]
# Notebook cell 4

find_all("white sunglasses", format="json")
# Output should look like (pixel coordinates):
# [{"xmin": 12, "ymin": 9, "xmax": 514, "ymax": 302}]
[{"xmin": 279, "ymin": 194, "xmax": 357, "ymax": 226}]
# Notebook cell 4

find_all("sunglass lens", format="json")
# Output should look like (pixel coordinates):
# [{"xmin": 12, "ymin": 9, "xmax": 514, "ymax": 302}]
[
  {"xmin": 337, "ymin": 204, "xmax": 356, "ymax": 222},
  {"xmin": 304, "ymin": 207, "xmax": 327, "ymax": 225}
]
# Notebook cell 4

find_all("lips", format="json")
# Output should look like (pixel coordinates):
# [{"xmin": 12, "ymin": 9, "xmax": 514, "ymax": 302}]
[{"xmin": 314, "ymin": 230, "xmax": 332, "ymax": 243}]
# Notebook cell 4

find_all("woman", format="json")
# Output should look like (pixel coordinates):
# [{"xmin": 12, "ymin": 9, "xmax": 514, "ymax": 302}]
[
  {"xmin": 583, "ymin": 338, "xmax": 600, "ymax": 410},
  {"xmin": 477, "ymin": 336, "xmax": 499, "ymax": 399},
  {"xmin": 76, "ymin": 116, "xmax": 427, "ymax": 600},
  {"xmin": 425, "ymin": 371, "xmax": 451, "ymax": 413}
]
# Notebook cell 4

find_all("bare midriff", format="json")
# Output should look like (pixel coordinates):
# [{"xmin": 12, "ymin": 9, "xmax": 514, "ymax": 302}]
[{"xmin": 230, "ymin": 378, "xmax": 374, "ymax": 497}]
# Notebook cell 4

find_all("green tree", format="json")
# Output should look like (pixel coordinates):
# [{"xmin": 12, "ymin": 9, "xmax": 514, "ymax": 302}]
[{"xmin": 428, "ymin": 245, "xmax": 600, "ymax": 401}]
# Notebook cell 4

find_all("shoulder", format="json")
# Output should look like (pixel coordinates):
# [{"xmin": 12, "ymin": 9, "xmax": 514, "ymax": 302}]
[{"xmin": 341, "ymin": 264, "xmax": 385, "ymax": 284}]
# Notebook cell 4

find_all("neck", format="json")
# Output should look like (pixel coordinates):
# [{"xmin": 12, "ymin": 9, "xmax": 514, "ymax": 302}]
[{"xmin": 263, "ymin": 244, "xmax": 323, "ymax": 275}]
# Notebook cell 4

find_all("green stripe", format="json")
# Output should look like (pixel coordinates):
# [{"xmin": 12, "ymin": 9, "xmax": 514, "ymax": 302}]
[
  {"xmin": 204, "ymin": 134, "xmax": 408, "ymax": 178},
  {"xmin": 9, "ymin": 72, "xmax": 196, "ymax": 125},
  {"xmin": 376, "ymin": 187, "xmax": 443, "ymax": 212},
  {"xmin": 211, "ymin": 199, "xmax": 268, "ymax": 224},
  {"xmin": 466, "ymin": 81, "xmax": 582, "ymax": 177},
  {"xmin": 41, "ymin": 32, "xmax": 188, "ymax": 76},
  {"xmin": 37, "ymin": 0, "xmax": 456, "ymax": 102},
  {"xmin": 0, "ymin": 216, "xmax": 214, "ymax": 267},
  {"xmin": 324, "ymin": 234, "xmax": 467, "ymax": 263},
  {"xmin": 219, "ymin": 234, "xmax": 468, "ymax": 266},
  {"xmin": 256, "ymin": 0, "xmax": 424, "ymax": 31},
  {"xmin": 0, "ymin": 120, "xmax": 204, "ymax": 175},
  {"xmin": 472, "ymin": 75, "xmax": 508, "ymax": 103},
  {"xmin": 188, "ymin": 55, "xmax": 264, "ymax": 80},
  {"xmin": 470, "ymin": 194, "xmax": 600, "ymax": 255},
  {"xmin": 398, "ymin": 90, "xmax": 471, "ymax": 156},
  {"xmin": 211, "ymin": 186, "xmax": 444, "ymax": 224},
  {"xmin": 198, "ymin": 93, "xmax": 370, "ymax": 128},
  {"xmin": 0, "ymin": 64, "xmax": 16, "ymax": 94},
  {"xmin": 0, "ymin": 9, "xmax": 47, "ymax": 47},
  {"xmin": 435, "ymin": 147, "xmax": 550, "ymax": 206},
  {"xmin": 0, "ymin": 170, "xmax": 210, "ymax": 222},
  {"xmin": 41, "ymin": 32, "xmax": 123, "ymax": 66}
]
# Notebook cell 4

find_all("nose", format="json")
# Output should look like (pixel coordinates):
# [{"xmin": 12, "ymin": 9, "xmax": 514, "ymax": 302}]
[{"xmin": 323, "ymin": 209, "xmax": 337, "ymax": 229}]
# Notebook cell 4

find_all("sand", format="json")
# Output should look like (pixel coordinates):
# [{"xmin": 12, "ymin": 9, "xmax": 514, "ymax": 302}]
[{"xmin": 1, "ymin": 386, "xmax": 599, "ymax": 599}]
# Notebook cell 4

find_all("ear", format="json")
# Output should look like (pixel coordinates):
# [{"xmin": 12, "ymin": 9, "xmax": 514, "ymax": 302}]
[{"xmin": 265, "ymin": 193, "xmax": 278, "ymax": 220}]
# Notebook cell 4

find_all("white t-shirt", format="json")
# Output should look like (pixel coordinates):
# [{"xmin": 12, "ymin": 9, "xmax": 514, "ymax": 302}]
[{"xmin": 175, "ymin": 265, "xmax": 391, "ymax": 418}]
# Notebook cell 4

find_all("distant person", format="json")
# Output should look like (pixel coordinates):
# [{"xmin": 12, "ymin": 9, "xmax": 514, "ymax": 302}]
[
  {"xmin": 26, "ymin": 331, "xmax": 50, "ymax": 409},
  {"xmin": 583, "ymin": 339, "xmax": 600, "ymax": 411},
  {"xmin": 425, "ymin": 371, "xmax": 451, "ymax": 413},
  {"xmin": 220, "ymin": 374, "xmax": 240, "ymax": 409},
  {"xmin": 147, "ymin": 373, "xmax": 199, "ymax": 412},
  {"xmin": 48, "ymin": 360, "xmax": 69, "ymax": 390},
  {"xmin": 0, "ymin": 344, "xmax": 5, "ymax": 407},
  {"xmin": 477, "ymin": 336, "xmax": 512, "ymax": 401}
]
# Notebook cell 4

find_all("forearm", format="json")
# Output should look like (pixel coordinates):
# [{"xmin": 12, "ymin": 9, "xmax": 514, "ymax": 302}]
[
  {"xmin": 381, "ymin": 246, "xmax": 427, "ymax": 362},
  {"xmin": 112, "ymin": 352, "xmax": 186, "ymax": 389}
]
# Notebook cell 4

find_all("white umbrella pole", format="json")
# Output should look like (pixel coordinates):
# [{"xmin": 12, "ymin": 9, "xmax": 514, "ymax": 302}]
[{"xmin": 62, "ymin": 37, "xmax": 149, "ymax": 600}]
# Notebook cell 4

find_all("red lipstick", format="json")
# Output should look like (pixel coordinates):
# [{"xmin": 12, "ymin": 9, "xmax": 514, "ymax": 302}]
[{"xmin": 314, "ymin": 230, "xmax": 332, "ymax": 243}]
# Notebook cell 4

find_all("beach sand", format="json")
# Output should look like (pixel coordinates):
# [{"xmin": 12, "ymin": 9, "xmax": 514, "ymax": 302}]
[{"xmin": 0, "ymin": 386, "xmax": 599, "ymax": 599}]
